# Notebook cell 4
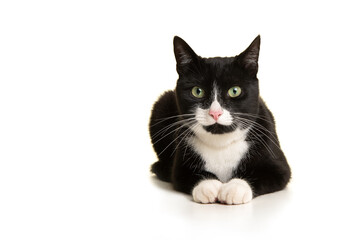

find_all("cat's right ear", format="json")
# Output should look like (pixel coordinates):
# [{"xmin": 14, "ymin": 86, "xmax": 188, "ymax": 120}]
[
  {"xmin": 236, "ymin": 35, "xmax": 261, "ymax": 77},
  {"xmin": 173, "ymin": 36, "xmax": 199, "ymax": 75}
]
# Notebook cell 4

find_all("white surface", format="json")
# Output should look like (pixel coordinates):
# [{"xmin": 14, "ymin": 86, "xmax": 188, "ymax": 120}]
[{"xmin": 1, "ymin": 1, "xmax": 360, "ymax": 239}]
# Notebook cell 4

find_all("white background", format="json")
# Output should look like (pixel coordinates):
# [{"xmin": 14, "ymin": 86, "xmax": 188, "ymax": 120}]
[{"xmin": 1, "ymin": 0, "xmax": 360, "ymax": 239}]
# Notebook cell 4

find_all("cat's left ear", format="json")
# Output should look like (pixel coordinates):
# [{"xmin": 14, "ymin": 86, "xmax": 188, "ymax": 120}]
[
  {"xmin": 173, "ymin": 36, "xmax": 199, "ymax": 75},
  {"xmin": 236, "ymin": 35, "xmax": 261, "ymax": 76}
]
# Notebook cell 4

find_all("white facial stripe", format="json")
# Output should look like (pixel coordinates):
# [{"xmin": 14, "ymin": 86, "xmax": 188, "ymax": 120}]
[
  {"xmin": 209, "ymin": 100, "xmax": 222, "ymax": 112},
  {"xmin": 213, "ymin": 84, "xmax": 219, "ymax": 102}
]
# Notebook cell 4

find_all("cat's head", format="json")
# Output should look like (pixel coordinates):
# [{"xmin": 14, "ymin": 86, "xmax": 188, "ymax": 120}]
[{"xmin": 174, "ymin": 36, "xmax": 261, "ymax": 135}]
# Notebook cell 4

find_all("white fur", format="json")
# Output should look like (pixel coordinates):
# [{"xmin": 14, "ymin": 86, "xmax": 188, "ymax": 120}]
[
  {"xmin": 189, "ymin": 125, "xmax": 249, "ymax": 183},
  {"xmin": 190, "ymin": 94, "xmax": 250, "ymax": 183},
  {"xmin": 192, "ymin": 179, "xmax": 223, "ymax": 204},
  {"xmin": 218, "ymin": 178, "xmax": 253, "ymax": 204}
]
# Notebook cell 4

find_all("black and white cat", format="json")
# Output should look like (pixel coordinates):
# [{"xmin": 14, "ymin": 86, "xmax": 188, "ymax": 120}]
[{"xmin": 149, "ymin": 36, "xmax": 291, "ymax": 204}]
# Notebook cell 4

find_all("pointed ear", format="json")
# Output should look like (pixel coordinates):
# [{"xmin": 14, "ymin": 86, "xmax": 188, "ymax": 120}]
[
  {"xmin": 237, "ymin": 35, "xmax": 261, "ymax": 76},
  {"xmin": 173, "ymin": 36, "xmax": 199, "ymax": 74}
]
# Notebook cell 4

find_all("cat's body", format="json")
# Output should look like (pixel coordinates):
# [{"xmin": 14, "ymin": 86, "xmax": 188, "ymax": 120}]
[{"xmin": 150, "ymin": 36, "xmax": 291, "ymax": 204}]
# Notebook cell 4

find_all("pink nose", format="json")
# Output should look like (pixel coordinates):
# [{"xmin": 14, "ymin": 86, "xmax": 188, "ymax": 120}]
[{"xmin": 209, "ymin": 109, "xmax": 223, "ymax": 121}]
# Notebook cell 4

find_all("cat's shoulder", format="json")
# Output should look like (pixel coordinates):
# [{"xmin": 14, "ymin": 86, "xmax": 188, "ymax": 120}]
[{"xmin": 151, "ymin": 90, "xmax": 177, "ymax": 115}]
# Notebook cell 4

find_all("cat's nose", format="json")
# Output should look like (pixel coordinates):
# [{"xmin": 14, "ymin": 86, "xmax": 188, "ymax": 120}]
[{"xmin": 209, "ymin": 109, "xmax": 223, "ymax": 121}]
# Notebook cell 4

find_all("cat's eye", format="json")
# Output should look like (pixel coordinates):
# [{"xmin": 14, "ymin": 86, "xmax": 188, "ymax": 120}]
[
  {"xmin": 228, "ymin": 86, "xmax": 242, "ymax": 98},
  {"xmin": 191, "ymin": 87, "xmax": 205, "ymax": 98}
]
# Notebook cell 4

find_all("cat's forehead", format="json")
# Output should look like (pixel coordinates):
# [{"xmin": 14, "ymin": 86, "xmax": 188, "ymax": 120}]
[
  {"xmin": 202, "ymin": 57, "xmax": 237, "ymax": 84},
  {"xmin": 203, "ymin": 57, "xmax": 234, "ymax": 67}
]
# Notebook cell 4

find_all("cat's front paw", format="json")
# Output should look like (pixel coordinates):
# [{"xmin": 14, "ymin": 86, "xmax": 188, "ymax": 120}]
[
  {"xmin": 218, "ymin": 179, "xmax": 253, "ymax": 205},
  {"xmin": 192, "ymin": 179, "xmax": 222, "ymax": 204}
]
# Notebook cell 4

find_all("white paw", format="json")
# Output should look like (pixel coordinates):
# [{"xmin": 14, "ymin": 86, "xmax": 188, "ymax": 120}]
[
  {"xmin": 192, "ymin": 179, "xmax": 223, "ymax": 204},
  {"xmin": 218, "ymin": 179, "xmax": 253, "ymax": 205}
]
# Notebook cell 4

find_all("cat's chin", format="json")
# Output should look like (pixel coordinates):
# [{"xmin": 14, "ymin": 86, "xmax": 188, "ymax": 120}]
[{"xmin": 203, "ymin": 124, "xmax": 235, "ymax": 134}]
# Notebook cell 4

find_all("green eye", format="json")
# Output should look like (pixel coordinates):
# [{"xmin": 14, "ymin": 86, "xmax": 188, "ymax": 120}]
[
  {"xmin": 228, "ymin": 86, "xmax": 242, "ymax": 98},
  {"xmin": 191, "ymin": 87, "xmax": 205, "ymax": 98}
]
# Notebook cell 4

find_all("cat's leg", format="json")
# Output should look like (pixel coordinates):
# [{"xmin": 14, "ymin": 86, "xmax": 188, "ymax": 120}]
[
  {"xmin": 241, "ymin": 159, "xmax": 291, "ymax": 198},
  {"xmin": 172, "ymin": 145, "xmax": 222, "ymax": 204},
  {"xmin": 192, "ymin": 179, "xmax": 223, "ymax": 204},
  {"xmin": 218, "ymin": 158, "xmax": 291, "ymax": 204},
  {"xmin": 149, "ymin": 91, "xmax": 178, "ymax": 182},
  {"xmin": 218, "ymin": 178, "xmax": 253, "ymax": 204}
]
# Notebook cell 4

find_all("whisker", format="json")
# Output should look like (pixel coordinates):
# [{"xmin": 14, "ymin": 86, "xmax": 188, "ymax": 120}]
[
  {"xmin": 233, "ymin": 116, "xmax": 279, "ymax": 144},
  {"xmin": 152, "ymin": 119, "xmax": 196, "ymax": 146},
  {"xmin": 250, "ymin": 125, "xmax": 281, "ymax": 151},
  {"xmin": 158, "ymin": 122, "xmax": 197, "ymax": 156},
  {"xmin": 150, "ymin": 113, "xmax": 195, "ymax": 127},
  {"xmin": 236, "ymin": 117, "xmax": 282, "ymax": 152},
  {"xmin": 241, "ymin": 121, "xmax": 276, "ymax": 158},
  {"xmin": 232, "ymin": 112, "xmax": 275, "ymax": 125},
  {"xmin": 171, "ymin": 124, "xmax": 196, "ymax": 157},
  {"xmin": 151, "ymin": 117, "xmax": 196, "ymax": 139},
  {"xmin": 182, "ymin": 123, "xmax": 202, "ymax": 170}
]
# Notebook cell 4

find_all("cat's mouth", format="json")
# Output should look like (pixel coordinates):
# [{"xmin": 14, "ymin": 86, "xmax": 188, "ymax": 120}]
[{"xmin": 202, "ymin": 123, "xmax": 235, "ymax": 134}]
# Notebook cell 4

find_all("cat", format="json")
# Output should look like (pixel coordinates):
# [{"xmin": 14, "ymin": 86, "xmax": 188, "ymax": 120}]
[{"xmin": 149, "ymin": 35, "xmax": 291, "ymax": 204}]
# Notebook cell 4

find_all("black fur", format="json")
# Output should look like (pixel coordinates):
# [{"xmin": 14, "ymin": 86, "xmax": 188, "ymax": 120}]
[{"xmin": 149, "ymin": 36, "xmax": 291, "ymax": 198}]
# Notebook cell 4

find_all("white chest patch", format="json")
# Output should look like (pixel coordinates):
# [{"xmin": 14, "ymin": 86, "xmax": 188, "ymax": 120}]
[{"xmin": 188, "ymin": 126, "xmax": 250, "ymax": 183}]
